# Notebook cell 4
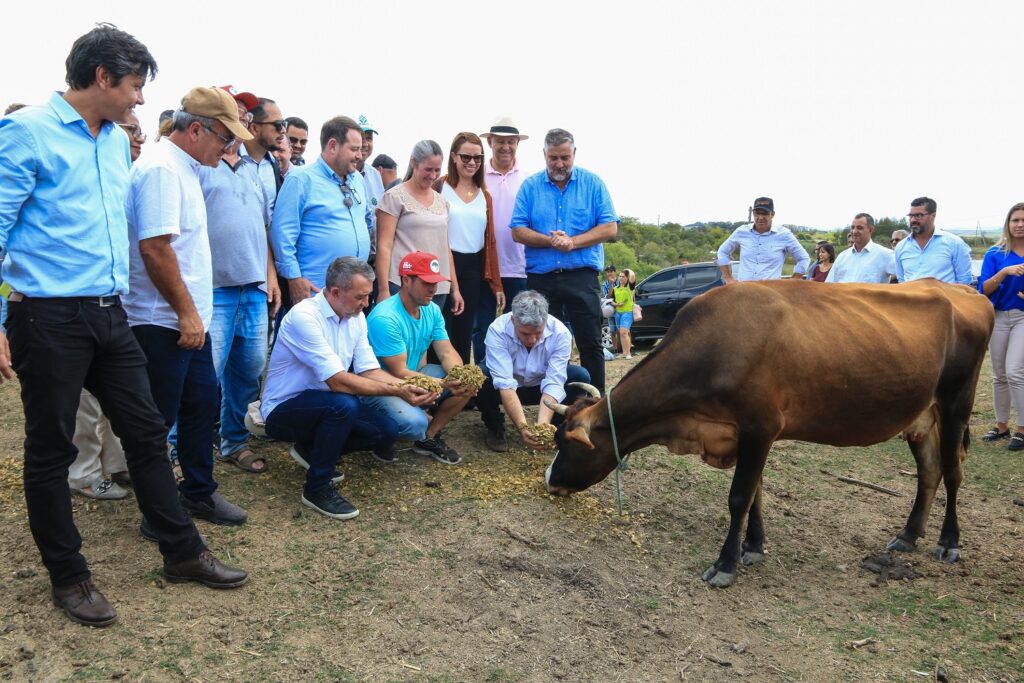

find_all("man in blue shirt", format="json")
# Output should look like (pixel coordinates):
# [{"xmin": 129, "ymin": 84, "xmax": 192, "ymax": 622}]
[
  {"xmin": 894, "ymin": 197, "xmax": 973, "ymax": 284},
  {"xmin": 0, "ymin": 25, "xmax": 246, "ymax": 629},
  {"xmin": 270, "ymin": 115, "xmax": 373, "ymax": 310},
  {"xmin": 366, "ymin": 252, "xmax": 476, "ymax": 464},
  {"xmin": 510, "ymin": 128, "xmax": 618, "ymax": 393}
]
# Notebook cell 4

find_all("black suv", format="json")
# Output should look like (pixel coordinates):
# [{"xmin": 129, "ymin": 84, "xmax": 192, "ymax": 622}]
[{"xmin": 614, "ymin": 261, "xmax": 726, "ymax": 342}]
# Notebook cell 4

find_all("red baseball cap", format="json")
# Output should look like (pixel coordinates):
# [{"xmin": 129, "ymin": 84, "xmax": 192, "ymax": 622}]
[
  {"xmin": 399, "ymin": 251, "xmax": 449, "ymax": 283},
  {"xmin": 219, "ymin": 85, "xmax": 258, "ymax": 112}
]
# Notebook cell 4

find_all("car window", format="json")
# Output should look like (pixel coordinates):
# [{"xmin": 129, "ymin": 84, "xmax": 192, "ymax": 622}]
[
  {"xmin": 637, "ymin": 269, "xmax": 679, "ymax": 295},
  {"xmin": 683, "ymin": 266, "xmax": 720, "ymax": 288}
]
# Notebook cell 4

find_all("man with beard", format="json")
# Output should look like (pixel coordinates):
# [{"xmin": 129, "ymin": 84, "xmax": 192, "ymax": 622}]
[
  {"xmin": 0, "ymin": 25, "xmax": 247, "ymax": 628},
  {"xmin": 510, "ymin": 128, "xmax": 618, "ymax": 395},
  {"xmin": 285, "ymin": 116, "xmax": 308, "ymax": 166},
  {"xmin": 242, "ymin": 97, "xmax": 286, "ymax": 213},
  {"xmin": 894, "ymin": 197, "xmax": 972, "ymax": 284}
]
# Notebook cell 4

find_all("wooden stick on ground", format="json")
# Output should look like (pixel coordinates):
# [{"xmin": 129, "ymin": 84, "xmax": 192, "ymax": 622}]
[{"xmin": 836, "ymin": 475, "xmax": 903, "ymax": 497}]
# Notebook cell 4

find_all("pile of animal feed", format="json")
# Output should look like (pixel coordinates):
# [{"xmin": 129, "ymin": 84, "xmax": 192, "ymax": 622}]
[
  {"xmin": 444, "ymin": 364, "xmax": 486, "ymax": 390},
  {"xmin": 402, "ymin": 375, "xmax": 443, "ymax": 394},
  {"xmin": 523, "ymin": 423, "xmax": 557, "ymax": 449}
]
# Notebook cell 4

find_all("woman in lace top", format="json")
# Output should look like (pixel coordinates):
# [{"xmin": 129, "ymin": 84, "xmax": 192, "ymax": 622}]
[{"xmin": 375, "ymin": 140, "xmax": 463, "ymax": 312}]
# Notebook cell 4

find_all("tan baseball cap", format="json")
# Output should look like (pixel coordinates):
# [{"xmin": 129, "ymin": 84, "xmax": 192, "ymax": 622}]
[{"xmin": 180, "ymin": 86, "xmax": 253, "ymax": 141}]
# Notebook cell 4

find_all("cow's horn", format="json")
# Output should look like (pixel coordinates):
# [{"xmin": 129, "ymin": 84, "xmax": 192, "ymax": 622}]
[
  {"xmin": 569, "ymin": 382, "xmax": 601, "ymax": 398},
  {"xmin": 543, "ymin": 398, "xmax": 568, "ymax": 416}
]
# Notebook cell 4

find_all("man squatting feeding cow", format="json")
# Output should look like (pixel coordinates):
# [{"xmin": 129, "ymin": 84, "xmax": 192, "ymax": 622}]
[{"xmin": 544, "ymin": 278, "xmax": 993, "ymax": 588}]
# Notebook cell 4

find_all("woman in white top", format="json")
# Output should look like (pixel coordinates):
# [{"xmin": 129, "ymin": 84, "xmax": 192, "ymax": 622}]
[{"xmin": 436, "ymin": 132, "xmax": 504, "ymax": 364}]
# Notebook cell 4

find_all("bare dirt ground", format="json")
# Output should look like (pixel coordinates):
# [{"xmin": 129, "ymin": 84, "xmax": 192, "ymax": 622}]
[{"xmin": 0, "ymin": 352, "xmax": 1022, "ymax": 682}]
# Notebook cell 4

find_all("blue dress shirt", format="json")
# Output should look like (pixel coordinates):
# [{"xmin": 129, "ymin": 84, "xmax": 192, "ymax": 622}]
[
  {"xmin": 894, "ymin": 228, "xmax": 972, "ymax": 284},
  {"xmin": 978, "ymin": 246, "xmax": 1024, "ymax": 312},
  {"xmin": 510, "ymin": 166, "xmax": 617, "ymax": 274},
  {"xmin": 716, "ymin": 224, "xmax": 810, "ymax": 280},
  {"xmin": 270, "ymin": 156, "xmax": 373, "ymax": 289},
  {"xmin": 0, "ymin": 92, "xmax": 131, "ymax": 297}
]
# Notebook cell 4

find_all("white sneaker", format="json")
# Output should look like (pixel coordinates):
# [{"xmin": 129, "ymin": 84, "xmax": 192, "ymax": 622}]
[{"xmin": 71, "ymin": 476, "xmax": 129, "ymax": 500}]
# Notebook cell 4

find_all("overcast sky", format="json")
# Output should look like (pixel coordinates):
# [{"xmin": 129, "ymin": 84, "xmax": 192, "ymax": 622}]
[{"xmin": 4, "ymin": 1, "xmax": 1019, "ymax": 230}]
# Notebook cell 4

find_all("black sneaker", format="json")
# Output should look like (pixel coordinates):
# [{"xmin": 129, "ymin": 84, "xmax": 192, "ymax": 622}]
[
  {"xmin": 301, "ymin": 485, "xmax": 359, "ymax": 520},
  {"xmin": 485, "ymin": 427, "xmax": 509, "ymax": 453},
  {"xmin": 289, "ymin": 444, "xmax": 344, "ymax": 483},
  {"xmin": 1009, "ymin": 433, "xmax": 1024, "ymax": 451},
  {"xmin": 413, "ymin": 434, "xmax": 461, "ymax": 464},
  {"xmin": 372, "ymin": 446, "xmax": 399, "ymax": 464}
]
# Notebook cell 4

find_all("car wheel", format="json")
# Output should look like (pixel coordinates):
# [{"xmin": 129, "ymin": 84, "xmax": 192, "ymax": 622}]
[{"xmin": 602, "ymin": 323, "xmax": 612, "ymax": 350}]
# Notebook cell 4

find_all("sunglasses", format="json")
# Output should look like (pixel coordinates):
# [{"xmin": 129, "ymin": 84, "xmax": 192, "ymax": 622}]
[
  {"xmin": 340, "ymin": 182, "xmax": 362, "ymax": 209},
  {"xmin": 253, "ymin": 119, "xmax": 288, "ymax": 132},
  {"xmin": 201, "ymin": 124, "xmax": 236, "ymax": 153},
  {"xmin": 118, "ymin": 123, "xmax": 147, "ymax": 142},
  {"xmin": 456, "ymin": 153, "xmax": 484, "ymax": 164}
]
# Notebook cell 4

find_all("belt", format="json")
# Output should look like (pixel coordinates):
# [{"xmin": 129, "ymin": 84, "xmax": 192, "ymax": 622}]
[{"xmin": 8, "ymin": 293, "xmax": 121, "ymax": 307}]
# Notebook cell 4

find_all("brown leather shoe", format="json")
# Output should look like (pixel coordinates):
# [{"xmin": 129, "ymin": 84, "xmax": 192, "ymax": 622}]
[
  {"xmin": 163, "ymin": 551, "xmax": 248, "ymax": 589},
  {"xmin": 52, "ymin": 579, "xmax": 118, "ymax": 627}
]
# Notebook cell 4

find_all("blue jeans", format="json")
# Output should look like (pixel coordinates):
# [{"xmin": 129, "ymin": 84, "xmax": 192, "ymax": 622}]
[
  {"xmin": 210, "ymin": 284, "xmax": 269, "ymax": 457},
  {"xmin": 477, "ymin": 362, "xmax": 591, "ymax": 431},
  {"xmin": 360, "ymin": 364, "xmax": 446, "ymax": 440},
  {"xmin": 473, "ymin": 277, "xmax": 526, "ymax": 364},
  {"xmin": 132, "ymin": 325, "xmax": 219, "ymax": 501},
  {"xmin": 265, "ymin": 390, "xmax": 400, "ymax": 494}
]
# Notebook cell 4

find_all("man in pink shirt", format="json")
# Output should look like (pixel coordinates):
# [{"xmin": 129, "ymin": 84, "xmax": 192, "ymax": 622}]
[{"xmin": 473, "ymin": 116, "xmax": 529, "ymax": 364}]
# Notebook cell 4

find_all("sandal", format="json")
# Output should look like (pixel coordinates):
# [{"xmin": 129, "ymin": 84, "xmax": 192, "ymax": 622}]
[
  {"xmin": 981, "ymin": 427, "xmax": 1011, "ymax": 442},
  {"xmin": 217, "ymin": 448, "xmax": 268, "ymax": 474},
  {"xmin": 170, "ymin": 454, "xmax": 185, "ymax": 484},
  {"xmin": 1009, "ymin": 433, "xmax": 1024, "ymax": 452}
]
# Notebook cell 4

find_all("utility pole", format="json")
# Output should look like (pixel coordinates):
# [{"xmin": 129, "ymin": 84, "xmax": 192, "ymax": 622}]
[{"xmin": 747, "ymin": 205, "xmax": 752, "ymax": 223}]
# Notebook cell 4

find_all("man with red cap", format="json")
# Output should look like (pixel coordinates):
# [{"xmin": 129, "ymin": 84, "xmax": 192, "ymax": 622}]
[{"xmin": 366, "ymin": 252, "xmax": 478, "ymax": 464}]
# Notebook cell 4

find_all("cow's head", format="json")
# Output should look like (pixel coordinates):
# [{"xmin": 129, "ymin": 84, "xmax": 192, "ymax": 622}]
[{"xmin": 544, "ymin": 384, "xmax": 621, "ymax": 495}]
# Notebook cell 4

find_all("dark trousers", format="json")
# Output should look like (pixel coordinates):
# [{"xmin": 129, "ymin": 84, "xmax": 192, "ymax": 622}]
[
  {"xmin": 526, "ymin": 268, "xmax": 605, "ymax": 391},
  {"xmin": 473, "ymin": 276, "xmax": 526, "ymax": 364},
  {"xmin": 132, "ymin": 325, "xmax": 219, "ymax": 501},
  {"xmin": 478, "ymin": 362, "xmax": 591, "ymax": 431},
  {"xmin": 443, "ymin": 250, "xmax": 483, "ymax": 365},
  {"xmin": 6, "ymin": 298, "xmax": 205, "ymax": 587},
  {"xmin": 264, "ymin": 390, "xmax": 400, "ymax": 494}
]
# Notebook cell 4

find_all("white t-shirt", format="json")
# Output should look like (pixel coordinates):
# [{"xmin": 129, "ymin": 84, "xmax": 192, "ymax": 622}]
[
  {"xmin": 124, "ymin": 139, "xmax": 213, "ymax": 331},
  {"xmin": 441, "ymin": 183, "xmax": 487, "ymax": 254}
]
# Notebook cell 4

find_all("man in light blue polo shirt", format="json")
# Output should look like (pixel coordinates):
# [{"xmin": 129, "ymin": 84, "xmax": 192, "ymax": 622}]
[
  {"xmin": 0, "ymin": 25, "xmax": 245, "ymax": 628},
  {"xmin": 510, "ymin": 128, "xmax": 618, "ymax": 393},
  {"xmin": 270, "ymin": 115, "xmax": 373, "ymax": 310},
  {"xmin": 716, "ymin": 197, "xmax": 810, "ymax": 282},
  {"xmin": 894, "ymin": 197, "xmax": 972, "ymax": 284}
]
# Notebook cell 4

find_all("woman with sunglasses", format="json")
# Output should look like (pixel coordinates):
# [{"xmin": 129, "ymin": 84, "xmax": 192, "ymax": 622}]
[
  {"xmin": 978, "ymin": 202, "xmax": 1024, "ymax": 450},
  {"xmin": 376, "ymin": 140, "xmax": 462, "ymax": 313},
  {"xmin": 434, "ymin": 132, "xmax": 504, "ymax": 364}
]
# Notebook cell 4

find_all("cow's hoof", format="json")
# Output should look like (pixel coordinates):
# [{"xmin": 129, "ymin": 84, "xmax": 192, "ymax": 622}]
[
  {"xmin": 701, "ymin": 566, "xmax": 737, "ymax": 588},
  {"xmin": 934, "ymin": 545, "xmax": 960, "ymax": 563},
  {"xmin": 886, "ymin": 536, "xmax": 916, "ymax": 553},
  {"xmin": 741, "ymin": 551, "xmax": 764, "ymax": 566}
]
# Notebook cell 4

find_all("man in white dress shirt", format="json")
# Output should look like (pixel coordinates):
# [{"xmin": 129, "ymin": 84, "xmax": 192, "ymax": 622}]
[
  {"xmin": 826, "ymin": 213, "xmax": 897, "ymax": 283},
  {"xmin": 717, "ymin": 197, "xmax": 810, "ymax": 283}
]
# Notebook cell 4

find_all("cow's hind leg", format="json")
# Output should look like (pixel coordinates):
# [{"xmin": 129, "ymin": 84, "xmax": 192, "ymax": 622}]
[
  {"xmin": 703, "ymin": 439, "xmax": 770, "ymax": 588},
  {"xmin": 741, "ymin": 477, "xmax": 765, "ymax": 566},
  {"xmin": 887, "ymin": 418, "xmax": 942, "ymax": 553},
  {"xmin": 933, "ymin": 421, "xmax": 968, "ymax": 563}
]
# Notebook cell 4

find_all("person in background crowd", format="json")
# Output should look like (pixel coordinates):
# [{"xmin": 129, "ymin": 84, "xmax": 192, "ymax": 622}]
[
  {"xmin": 826, "ymin": 213, "xmax": 896, "ymax": 284},
  {"xmin": 511, "ymin": 128, "xmax": 617, "ymax": 394},
  {"xmin": 717, "ymin": 197, "xmax": 809, "ymax": 282},
  {"xmin": 4, "ymin": 103, "xmax": 26, "ymax": 114},
  {"xmin": 375, "ymin": 140, "xmax": 462, "ymax": 313},
  {"xmin": 274, "ymin": 135, "xmax": 293, "ymax": 175},
  {"xmin": 373, "ymin": 154, "xmax": 400, "ymax": 190},
  {"xmin": 126, "ymin": 86, "xmax": 255, "ymax": 529},
  {"xmin": 437, "ymin": 132, "xmax": 504, "ymax": 365},
  {"xmin": 890, "ymin": 229, "xmax": 909, "ymax": 248},
  {"xmin": 357, "ymin": 115, "xmax": 384, "ymax": 261},
  {"xmin": 68, "ymin": 108, "xmax": 149, "ymax": 500},
  {"xmin": 271, "ymin": 115, "xmax": 373, "ymax": 310},
  {"xmin": 242, "ymin": 96, "xmax": 285, "ymax": 211},
  {"xmin": 978, "ymin": 202, "xmax": 1024, "ymax": 450},
  {"xmin": 478, "ymin": 290, "xmax": 592, "ymax": 451},
  {"xmin": 894, "ymin": 197, "xmax": 972, "ymax": 284},
  {"xmin": 807, "ymin": 243, "xmax": 835, "ymax": 282},
  {"xmin": 261, "ymin": 257, "xmax": 434, "ymax": 520},
  {"xmin": 366, "ymin": 251, "xmax": 476, "ymax": 464},
  {"xmin": 0, "ymin": 24, "xmax": 246, "ymax": 628},
  {"xmin": 601, "ymin": 264, "xmax": 619, "ymax": 354},
  {"xmin": 475, "ymin": 116, "xmax": 529, "ymax": 364},
  {"xmin": 285, "ymin": 116, "xmax": 308, "ymax": 166},
  {"xmin": 613, "ymin": 268, "xmax": 637, "ymax": 359}
]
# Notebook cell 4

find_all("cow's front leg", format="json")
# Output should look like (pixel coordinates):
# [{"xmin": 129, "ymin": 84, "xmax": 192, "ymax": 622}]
[{"xmin": 703, "ymin": 439, "xmax": 770, "ymax": 588}]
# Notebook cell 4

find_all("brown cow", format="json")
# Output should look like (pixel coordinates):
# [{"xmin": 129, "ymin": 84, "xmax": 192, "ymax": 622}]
[{"xmin": 544, "ymin": 278, "xmax": 993, "ymax": 588}]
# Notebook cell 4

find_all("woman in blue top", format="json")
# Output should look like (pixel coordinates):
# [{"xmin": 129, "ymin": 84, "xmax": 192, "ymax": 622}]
[{"xmin": 978, "ymin": 202, "xmax": 1024, "ymax": 450}]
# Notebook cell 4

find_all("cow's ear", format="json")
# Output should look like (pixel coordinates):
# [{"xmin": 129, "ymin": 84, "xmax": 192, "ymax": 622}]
[{"xmin": 566, "ymin": 426, "xmax": 595, "ymax": 450}]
